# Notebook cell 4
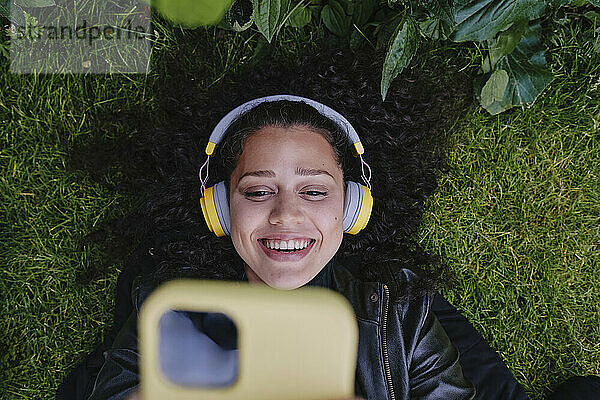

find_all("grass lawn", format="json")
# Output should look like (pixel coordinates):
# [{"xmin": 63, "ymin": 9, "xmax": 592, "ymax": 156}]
[{"xmin": 1, "ymin": 9, "xmax": 598, "ymax": 400}]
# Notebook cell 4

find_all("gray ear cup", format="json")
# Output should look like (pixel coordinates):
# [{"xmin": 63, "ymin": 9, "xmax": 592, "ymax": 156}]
[
  {"xmin": 342, "ymin": 181, "xmax": 363, "ymax": 233},
  {"xmin": 212, "ymin": 181, "xmax": 231, "ymax": 236}
]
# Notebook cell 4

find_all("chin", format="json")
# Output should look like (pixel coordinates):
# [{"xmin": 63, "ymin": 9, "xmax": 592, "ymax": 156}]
[
  {"xmin": 261, "ymin": 272, "xmax": 311, "ymax": 291},
  {"xmin": 267, "ymin": 282, "xmax": 303, "ymax": 291}
]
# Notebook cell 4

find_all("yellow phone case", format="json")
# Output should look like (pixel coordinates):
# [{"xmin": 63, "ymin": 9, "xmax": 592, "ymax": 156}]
[{"xmin": 139, "ymin": 280, "xmax": 358, "ymax": 400}]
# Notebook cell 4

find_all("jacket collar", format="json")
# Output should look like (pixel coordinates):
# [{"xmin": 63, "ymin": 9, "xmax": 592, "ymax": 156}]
[
  {"xmin": 237, "ymin": 253, "xmax": 385, "ymax": 323},
  {"xmin": 329, "ymin": 255, "xmax": 383, "ymax": 324}
]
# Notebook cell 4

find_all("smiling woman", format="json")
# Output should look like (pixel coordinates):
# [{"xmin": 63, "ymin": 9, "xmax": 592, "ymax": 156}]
[
  {"xmin": 229, "ymin": 125, "xmax": 346, "ymax": 289},
  {"xmin": 86, "ymin": 95, "xmax": 479, "ymax": 399},
  {"xmin": 58, "ymin": 47, "xmax": 529, "ymax": 400}
]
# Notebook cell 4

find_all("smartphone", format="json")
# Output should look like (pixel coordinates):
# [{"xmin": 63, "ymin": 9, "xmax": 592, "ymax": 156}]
[{"xmin": 139, "ymin": 280, "xmax": 358, "ymax": 400}]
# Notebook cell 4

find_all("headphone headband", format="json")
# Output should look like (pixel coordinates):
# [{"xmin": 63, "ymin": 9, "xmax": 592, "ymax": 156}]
[
  {"xmin": 199, "ymin": 94, "xmax": 372, "ymax": 195},
  {"xmin": 198, "ymin": 94, "xmax": 374, "ymax": 236},
  {"xmin": 205, "ymin": 95, "xmax": 365, "ymax": 157}
]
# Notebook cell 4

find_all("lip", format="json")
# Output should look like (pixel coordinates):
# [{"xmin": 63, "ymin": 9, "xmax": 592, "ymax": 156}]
[{"xmin": 257, "ymin": 238, "xmax": 315, "ymax": 262}]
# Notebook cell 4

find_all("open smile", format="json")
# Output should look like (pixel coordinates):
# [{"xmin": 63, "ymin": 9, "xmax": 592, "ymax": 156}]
[{"xmin": 257, "ymin": 238, "xmax": 316, "ymax": 262}]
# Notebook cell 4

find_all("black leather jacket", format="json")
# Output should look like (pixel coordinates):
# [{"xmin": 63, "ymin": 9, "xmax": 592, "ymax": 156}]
[{"xmin": 88, "ymin": 257, "xmax": 476, "ymax": 400}]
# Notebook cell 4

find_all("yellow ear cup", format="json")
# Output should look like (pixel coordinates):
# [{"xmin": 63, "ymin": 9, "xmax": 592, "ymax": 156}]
[
  {"xmin": 346, "ymin": 185, "xmax": 373, "ymax": 235},
  {"xmin": 199, "ymin": 195, "xmax": 213, "ymax": 233},
  {"xmin": 200, "ymin": 186, "xmax": 227, "ymax": 237}
]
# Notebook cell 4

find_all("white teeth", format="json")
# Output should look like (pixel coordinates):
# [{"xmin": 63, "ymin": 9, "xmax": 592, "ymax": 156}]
[{"xmin": 263, "ymin": 239, "xmax": 311, "ymax": 250}]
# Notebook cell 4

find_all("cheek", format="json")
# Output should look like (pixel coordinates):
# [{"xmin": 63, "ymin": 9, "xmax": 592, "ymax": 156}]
[
  {"xmin": 318, "ymin": 206, "xmax": 344, "ymax": 253},
  {"xmin": 230, "ymin": 194, "xmax": 249, "ymax": 220},
  {"xmin": 229, "ymin": 198, "xmax": 248, "ymax": 239},
  {"xmin": 229, "ymin": 198, "xmax": 265, "ymax": 237},
  {"xmin": 313, "ymin": 199, "xmax": 345, "ymax": 231}
]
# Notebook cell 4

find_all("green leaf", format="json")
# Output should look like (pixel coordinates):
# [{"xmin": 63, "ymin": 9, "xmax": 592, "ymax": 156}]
[
  {"xmin": 0, "ymin": 0, "xmax": 10, "ymax": 18},
  {"xmin": 419, "ymin": 17, "xmax": 453, "ymax": 40},
  {"xmin": 231, "ymin": 0, "xmax": 255, "ymax": 30},
  {"xmin": 15, "ymin": 0, "xmax": 54, "ymax": 7},
  {"xmin": 253, "ymin": 0, "xmax": 291, "ymax": 42},
  {"xmin": 338, "ymin": 0, "xmax": 353, "ymax": 15},
  {"xmin": 349, "ymin": 27, "xmax": 363, "ymax": 48},
  {"xmin": 1, "ymin": 0, "xmax": 26, "ymax": 25},
  {"xmin": 352, "ymin": 0, "xmax": 376, "ymax": 26},
  {"xmin": 381, "ymin": 15, "xmax": 419, "ymax": 101},
  {"xmin": 287, "ymin": 3, "xmax": 311, "ymax": 27},
  {"xmin": 476, "ymin": 21, "xmax": 554, "ymax": 115},
  {"xmin": 546, "ymin": 0, "xmax": 573, "ymax": 6},
  {"xmin": 153, "ymin": 0, "xmax": 234, "ymax": 27},
  {"xmin": 589, "ymin": 0, "xmax": 600, "ymax": 6},
  {"xmin": 541, "ymin": 0, "xmax": 591, "ymax": 8},
  {"xmin": 374, "ymin": 10, "xmax": 402, "ymax": 50},
  {"xmin": 321, "ymin": 0, "xmax": 351, "ymax": 36},
  {"xmin": 218, "ymin": 0, "xmax": 254, "ymax": 31},
  {"xmin": 480, "ymin": 69, "xmax": 509, "ymax": 108},
  {"xmin": 419, "ymin": 0, "xmax": 454, "ymax": 26},
  {"xmin": 233, "ymin": 19, "xmax": 253, "ymax": 31},
  {"xmin": 451, "ymin": 0, "xmax": 546, "ymax": 42},
  {"xmin": 482, "ymin": 19, "xmax": 527, "ymax": 73}
]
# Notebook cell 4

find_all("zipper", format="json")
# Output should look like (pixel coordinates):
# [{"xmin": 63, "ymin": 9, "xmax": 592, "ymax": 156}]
[{"xmin": 382, "ymin": 284, "xmax": 396, "ymax": 400}]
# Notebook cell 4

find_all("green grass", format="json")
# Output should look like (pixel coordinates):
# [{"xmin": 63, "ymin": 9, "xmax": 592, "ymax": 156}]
[
  {"xmin": 0, "ymin": 73, "xmax": 143, "ymax": 398},
  {"xmin": 418, "ymin": 17, "xmax": 600, "ymax": 397},
  {"xmin": 1, "ymin": 11, "xmax": 599, "ymax": 400}
]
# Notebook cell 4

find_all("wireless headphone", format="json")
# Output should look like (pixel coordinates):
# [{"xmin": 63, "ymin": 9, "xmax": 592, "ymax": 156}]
[{"xmin": 198, "ymin": 95, "xmax": 373, "ymax": 237}]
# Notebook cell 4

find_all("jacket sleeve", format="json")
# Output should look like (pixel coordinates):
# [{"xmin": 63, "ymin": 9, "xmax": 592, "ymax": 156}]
[
  {"xmin": 86, "ymin": 273, "xmax": 162, "ymax": 400},
  {"xmin": 404, "ymin": 293, "xmax": 476, "ymax": 400},
  {"xmin": 87, "ymin": 310, "xmax": 141, "ymax": 400}
]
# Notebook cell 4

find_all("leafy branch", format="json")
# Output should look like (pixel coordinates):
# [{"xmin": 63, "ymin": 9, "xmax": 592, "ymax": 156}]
[
  {"xmin": 3, "ymin": 0, "xmax": 598, "ymax": 114},
  {"xmin": 213, "ymin": 0, "xmax": 599, "ymax": 114}
]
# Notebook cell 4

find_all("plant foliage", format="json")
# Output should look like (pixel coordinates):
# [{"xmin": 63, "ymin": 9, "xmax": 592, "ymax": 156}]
[
  {"xmin": 2, "ymin": 0, "xmax": 598, "ymax": 114},
  {"xmin": 213, "ymin": 0, "xmax": 600, "ymax": 114},
  {"xmin": 0, "ymin": 0, "xmax": 55, "ymax": 25}
]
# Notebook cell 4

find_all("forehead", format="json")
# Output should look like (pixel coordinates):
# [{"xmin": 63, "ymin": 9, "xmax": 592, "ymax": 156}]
[
  {"xmin": 243, "ymin": 125, "xmax": 338, "ymax": 163},
  {"xmin": 232, "ymin": 125, "xmax": 342, "ymax": 180}
]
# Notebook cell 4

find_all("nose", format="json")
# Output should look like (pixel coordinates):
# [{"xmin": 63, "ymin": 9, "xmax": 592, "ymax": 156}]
[{"xmin": 268, "ymin": 190, "xmax": 304, "ymax": 226}]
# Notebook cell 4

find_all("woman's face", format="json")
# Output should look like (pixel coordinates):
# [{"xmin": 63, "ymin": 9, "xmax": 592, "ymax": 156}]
[{"xmin": 229, "ymin": 125, "xmax": 345, "ymax": 290}]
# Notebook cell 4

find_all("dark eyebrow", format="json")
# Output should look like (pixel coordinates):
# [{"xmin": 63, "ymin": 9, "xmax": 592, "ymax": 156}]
[
  {"xmin": 295, "ymin": 167, "xmax": 335, "ymax": 180},
  {"xmin": 238, "ymin": 167, "xmax": 335, "ymax": 182},
  {"xmin": 238, "ymin": 170, "xmax": 276, "ymax": 181}
]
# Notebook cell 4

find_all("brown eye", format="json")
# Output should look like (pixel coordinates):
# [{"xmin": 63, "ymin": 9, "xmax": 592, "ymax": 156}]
[
  {"xmin": 244, "ymin": 191, "xmax": 272, "ymax": 198},
  {"xmin": 302, "ymin": 191, "xmax": 328, "ymax": 197}
]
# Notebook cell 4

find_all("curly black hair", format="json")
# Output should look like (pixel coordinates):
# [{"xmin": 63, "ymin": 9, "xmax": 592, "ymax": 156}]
[{"xmin": 85, "ymin": 46, "xmax": 463, "ymax": 303}]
